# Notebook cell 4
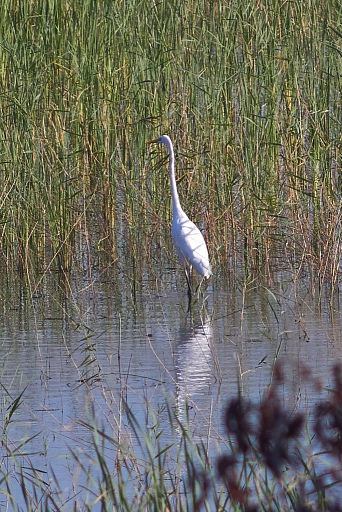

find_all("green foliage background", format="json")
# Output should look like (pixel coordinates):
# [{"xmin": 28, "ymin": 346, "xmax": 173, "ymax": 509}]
[{"xmin": 0, "ymin": 0, "xmax": 341, "ymax": 284}]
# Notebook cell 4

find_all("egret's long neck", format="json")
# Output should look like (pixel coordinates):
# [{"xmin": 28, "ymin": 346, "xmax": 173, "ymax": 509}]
[{"xmin": 168, "ymin": 144, "xmax": 182, "ymax": 214}]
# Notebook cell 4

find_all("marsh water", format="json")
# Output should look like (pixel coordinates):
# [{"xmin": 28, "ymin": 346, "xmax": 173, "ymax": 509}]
[{"xmin": 0, "ymin": 265, "xmax": 341, "ymax": 508}]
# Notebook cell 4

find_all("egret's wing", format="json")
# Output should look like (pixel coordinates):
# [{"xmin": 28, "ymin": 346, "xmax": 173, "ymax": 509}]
[{"xmin": 172, "ymin": 213, "xmax": 211, "ymax": 278}]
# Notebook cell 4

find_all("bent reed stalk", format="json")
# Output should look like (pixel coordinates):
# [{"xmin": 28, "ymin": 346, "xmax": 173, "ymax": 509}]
[{"xmin": 0, "ymin": 0, "xmax": 341, "ymax": 288}]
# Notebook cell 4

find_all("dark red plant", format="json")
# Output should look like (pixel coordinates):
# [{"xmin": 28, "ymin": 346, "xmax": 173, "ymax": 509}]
[
  {"xmin": 257, "ymin": 367, "xmax": 304, "ymax": 478},
  {"xmin": 214, "ymin": 363, "xmax": 342, "ymax": 510},
  {"xmin": 314, "ymin": 364, "xmax": 342, "ymax": 459}
]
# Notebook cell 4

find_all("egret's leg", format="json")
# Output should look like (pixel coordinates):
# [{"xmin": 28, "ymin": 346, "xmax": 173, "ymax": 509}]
[{"xmin": 184, "ymin": 266, "xmax": 192, "ymax": 303}]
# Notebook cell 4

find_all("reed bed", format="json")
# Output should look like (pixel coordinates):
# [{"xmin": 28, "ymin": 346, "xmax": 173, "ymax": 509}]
[{"xmin": 0, "ymin": 0, "xmax": 341, "ymax": 289}]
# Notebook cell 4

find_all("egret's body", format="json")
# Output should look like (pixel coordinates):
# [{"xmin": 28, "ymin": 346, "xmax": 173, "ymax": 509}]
[{"xmin": 147, "ymin": 135, "xmax": 211, "ymax": 299}]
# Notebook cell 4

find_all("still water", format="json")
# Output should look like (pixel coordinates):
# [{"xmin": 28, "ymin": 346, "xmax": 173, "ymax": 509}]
[{"xmin": 0, "ymin": 267, "xmax": 341, "ymax": 508}]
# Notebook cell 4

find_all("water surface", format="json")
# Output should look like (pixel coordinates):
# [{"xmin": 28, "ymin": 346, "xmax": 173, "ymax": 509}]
[{"xmin": 0, "ymin": 268, "xmax": 341, "ymax": 508}]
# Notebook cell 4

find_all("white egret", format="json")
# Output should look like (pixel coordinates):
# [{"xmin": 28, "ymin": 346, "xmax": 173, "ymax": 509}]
[{"xmin": 147, "ymin": 135, "xmax": 211, "ymax": 301}]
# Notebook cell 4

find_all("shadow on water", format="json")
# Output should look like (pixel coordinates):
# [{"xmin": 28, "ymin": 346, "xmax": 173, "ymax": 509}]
[{"xmin": 0, "ymin": 266, "xmax": 341, "ymax": 508}]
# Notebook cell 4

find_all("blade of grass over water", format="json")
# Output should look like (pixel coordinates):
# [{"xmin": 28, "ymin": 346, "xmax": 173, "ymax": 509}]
[
  {"xmin": 0, "ymin": 0, "xmax": 342, "ymax": 289},
  {"xmin": 4, "ymin": 367, "xmax": 342, "ymax": 511}
]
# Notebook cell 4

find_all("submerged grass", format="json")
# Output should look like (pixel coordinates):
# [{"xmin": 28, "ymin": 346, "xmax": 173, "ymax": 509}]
[{"xmin": 0, "ymin": 0, "xmax": 341, "ymax": 289}]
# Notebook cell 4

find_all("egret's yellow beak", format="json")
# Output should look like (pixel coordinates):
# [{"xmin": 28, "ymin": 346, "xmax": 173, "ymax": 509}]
[{"xmin": 146, "ymin": 138, "xmax": 159, "ymax": 145}]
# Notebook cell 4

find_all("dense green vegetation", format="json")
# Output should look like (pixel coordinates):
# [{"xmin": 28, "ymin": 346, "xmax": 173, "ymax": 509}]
[{"xmin": 1, "ymin": 0, "xmax": 341, "ymax": 287}]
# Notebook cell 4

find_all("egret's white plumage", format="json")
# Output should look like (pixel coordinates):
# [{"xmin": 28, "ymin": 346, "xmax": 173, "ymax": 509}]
[{"xmin": 147, "ymin": 135, "xmax": 211, "ymax": 297}]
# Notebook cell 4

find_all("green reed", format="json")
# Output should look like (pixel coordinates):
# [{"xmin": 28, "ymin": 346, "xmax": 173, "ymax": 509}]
[{"xmin": 0, "ymin": 0, "xmax": 341, "ymax": 286}]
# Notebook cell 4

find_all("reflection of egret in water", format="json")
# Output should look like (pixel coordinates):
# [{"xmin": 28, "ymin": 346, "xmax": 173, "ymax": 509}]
[{"xmin": 174, "ymin": 316, "xmax": 215, "ymax": 434}]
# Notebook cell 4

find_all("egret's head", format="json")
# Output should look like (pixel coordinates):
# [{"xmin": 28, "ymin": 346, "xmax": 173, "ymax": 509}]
[{"xmin": 146, "ymin": 135, "xmax": 172, "ymax": 147}]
